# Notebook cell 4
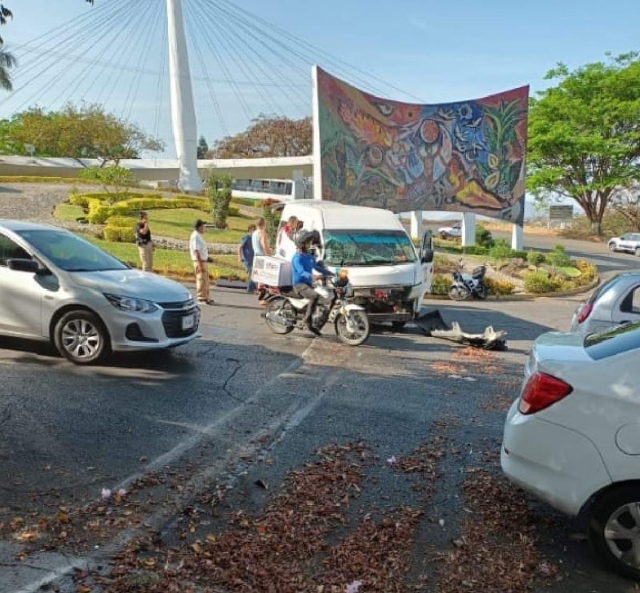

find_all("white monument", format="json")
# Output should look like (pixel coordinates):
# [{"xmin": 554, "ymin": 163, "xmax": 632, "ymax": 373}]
[{"xmin": 166, "ymin": 0, "xmax": 202, "ymax": 192}]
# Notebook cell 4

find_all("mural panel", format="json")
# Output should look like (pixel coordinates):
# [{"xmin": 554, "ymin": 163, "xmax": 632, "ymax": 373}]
[{"xmin": 315, "ymin": 67, "xmax": 529, "ymax": 224}]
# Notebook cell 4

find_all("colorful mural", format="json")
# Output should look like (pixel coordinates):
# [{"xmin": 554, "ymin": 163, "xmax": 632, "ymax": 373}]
[{"xmin": 315, "ymin": 67, "xmax": 529, "ymax": 224}]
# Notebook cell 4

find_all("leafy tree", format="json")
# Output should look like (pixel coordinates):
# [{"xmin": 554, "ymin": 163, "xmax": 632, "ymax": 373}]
[
  {"xmin": 0, "ymin": 45, "xmax": 14, "ymax": 91},
  {"xmin": 197, "ymin": 135, "xmax": 209, "ymax": 159},
  {"xmin": 211, "ymin": 114, "xmax": 312, "ymax": 158},
  {"xmin": 610, "ymin": 183, "xmax": 640, "ymax": 231},
  {"xmin": 528, "ymin": 52, "xmax": 640, "ymax": 235},
  {"xmin": 78, "ymin": 165, "xmax": 136, "ymax": 203},
  {"xmin": 207, "ymin": 174, "xmax": 233, "ymax": 229},
  {"xmin": 0, "ymin": 103, "xmax": 164, "ymax": 162}
]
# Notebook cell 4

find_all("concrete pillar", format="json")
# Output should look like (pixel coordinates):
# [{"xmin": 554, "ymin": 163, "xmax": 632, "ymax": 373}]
[
  {"xmin": 167, "ymin": 0, "xmax": 202, "ymax": 192},
  {"xmin": 461, "ymin": 212, "xmax": 476, "ymax": 247},
  {"xmin": 511, "ymin": 224, "xmax": 524, "ymax": 250},
  {"xmin": 292, "ymin": 169, "xmax": 304, "ymax": 200},
  {"xmin": 311, "ymin": 66, "xmax": 323, "ymax": 201},
  {"xmin": 410, "ymin": 210, "xmax": 422, "ymax": 239}
]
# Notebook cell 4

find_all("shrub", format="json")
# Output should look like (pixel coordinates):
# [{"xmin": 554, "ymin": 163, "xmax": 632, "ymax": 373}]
[
  {"xmin": 475, "ymin": 225, "xmax": 494, "ymax": 248},
  {"xmin": 107, "ymin": 216, "xmax": 137, "ymax": 228},
  {"xmin": 523, "ymin": 270, "xmax": 562, "ymax": 294},
  {"xmin": 488, "ymin": 239, "xmax": 512, "ymax": 259},
  {"xmin": 546, "ymin": 246, "xmax": 572, "ymax": 268},
  {"xmin": 103, "ymin": 226, "xmax": 135, "ymax": 243},
  {"xmin": 207, "ymin": 174, "xmax": 233, "ymax": 229},
  {"xmin": 484, "ymin": 277, "xmax": 515, "ymax": 295},
  {"xmin": 575, "ymin": 259, "xmax": 598, "ymax": 282},
  {"xmin": 431, "ymin": 273, "xmax": 452, "ymax": 295},
  {"xmin": 527, "ymin": 250, "xmax": 546, "ymax": 267},
  {"xmin": 462, "ymin": 245, "xmax": 489, "ymax": 255}
]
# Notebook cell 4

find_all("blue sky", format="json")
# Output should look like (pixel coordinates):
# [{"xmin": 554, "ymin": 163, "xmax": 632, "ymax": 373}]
[{"xmin": 1, "ymin": 0, "xmax": 638, "ymax": 158}]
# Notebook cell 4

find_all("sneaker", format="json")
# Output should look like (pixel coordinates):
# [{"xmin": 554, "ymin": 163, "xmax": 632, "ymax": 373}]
[{"xmin": 198, "ymin": 299, "xmax": 215, "ymax": 306}]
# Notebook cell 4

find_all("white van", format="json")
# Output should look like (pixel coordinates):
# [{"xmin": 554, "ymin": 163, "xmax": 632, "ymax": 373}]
[{"xmin": 275, "ymin": 200, "xmax": 433, "ymax": 327}]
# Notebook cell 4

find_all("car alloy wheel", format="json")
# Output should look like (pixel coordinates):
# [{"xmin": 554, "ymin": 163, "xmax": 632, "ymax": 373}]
[
  {"xmin": 54, "ymin": 310, "xmax": 109, "ymax": 365},
  {"xmin": 589, "ymin": 485, "xmax": 640, "ymax": 580},
  {"xmin": 609, "ymin": 242, "xmax": 617, "ymax": 252}
]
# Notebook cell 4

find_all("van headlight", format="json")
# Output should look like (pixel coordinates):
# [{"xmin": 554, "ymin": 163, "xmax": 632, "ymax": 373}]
[{"xmin": 104, "ymin": 293, "xmax": 159, "ymax": 313}]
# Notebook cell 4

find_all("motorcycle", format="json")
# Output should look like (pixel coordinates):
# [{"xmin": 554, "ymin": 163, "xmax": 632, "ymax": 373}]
[
  {"xmin": 449, "ymin": 264, "xmax": 488, "ymax": 301},
  {"xmin": 263, "ymin": 271, "xmax": 371, "ymax": 346}
]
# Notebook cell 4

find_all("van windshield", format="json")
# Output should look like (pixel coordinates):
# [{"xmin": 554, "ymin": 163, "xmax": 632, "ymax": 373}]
[{"xmin": 323, "ymin": 229, "xmax": 417, "ymax": 266}]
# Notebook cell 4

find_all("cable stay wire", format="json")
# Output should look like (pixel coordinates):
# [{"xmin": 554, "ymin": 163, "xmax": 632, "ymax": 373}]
[
  {"xmin": 59, "ymin": 1, "xmax": 152, "ymax": 112},
  {"xmin": 203, "ymin": 0, "xmax": 311, "ymax": 112},
  {"xmin": 185, "ymin": 3, "xmax": 253, "ymax": 121},
  {"xmin": 41, "ymin": 1, "xmax": 145, "ymax": 112},
  {"xmin": 7, "ymin": 0, "xmax": 130, "ymax": 88},
  {"xmin": 1, "ymin": 0, "xmax": 135, "ymax": 110},
  {"xmin": 195, "ymin": 0, "xmax": 308, "ymax": 117},
  {"xmin": 183, "ymin": 1, "xmax": 229, "ymax": 138},
  {"xmin": 121, "ymin": 0, "xmax": 163, "ymax": 121},
  {"xmin": 152, "ymin": 21, "xmax": 168, "ymax": 142},
  {"xmin": 98, "ymin": 1, "xmax": 158, "ymax": 109},
  {"xmin": 189, "ymin": 0, "xmax": 281, "ymax": 119},
  {"xmin": 215, "ymin": 0, "xmax": 426, "ymax": 102}
]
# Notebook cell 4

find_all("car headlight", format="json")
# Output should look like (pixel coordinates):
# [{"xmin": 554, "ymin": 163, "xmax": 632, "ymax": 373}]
[{"xmin": 104, "ymin": 293, "xmax": 159, "ymax": 313}]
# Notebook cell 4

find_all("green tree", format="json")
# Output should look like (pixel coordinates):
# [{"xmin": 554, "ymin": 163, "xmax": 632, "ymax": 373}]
[
  {"xmin": 197, "ymin": 135, "xmax": 209, "ymax": 159},
  {"xmin": 0, "ymin": 103, "xmax": 164, "ymax": 162},
  {"xmin": 0, "ymin": 45, "xmax": 15, "ymax": 91},
  {"xmin": 78, "ymin": 165, "xmax": 136, "ymax": 203},
  {"xmin": 528, "ymin": 52, "xmax": 640, "ymax": 235},
  {"xmin": 207, "ymin": 174, "xmax": 233, "ymax": 229},
  {"xmin": 212, "ymin": 114, "xmax": 312, "ymax": 158}
]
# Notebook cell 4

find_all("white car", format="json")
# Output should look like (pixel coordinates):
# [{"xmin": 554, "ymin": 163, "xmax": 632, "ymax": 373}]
[
  {"xmin": 608, "ymin": 233, "xmax": 640, "ymax": 256},
  {"xmin": 0, "ymin": 220, "xmax": 200, "ymax": 364},
  {"xmin": 501, "ymin": 322, "xmax": 640, "ymax": 580},
  {"xmin": 438, "ymin": 224, "xmax": 462, "ymax": 240}
]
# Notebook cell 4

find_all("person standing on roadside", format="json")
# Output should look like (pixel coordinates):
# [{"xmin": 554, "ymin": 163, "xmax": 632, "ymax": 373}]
[
  {"xmin": 189, "ymin": 219, "xmax": 213, "ymax": 305},
  {"xmin": 136, "ymin": 211, "xmax": 153, "ymax": 272},
  {"xmin": 239, "ymin": 223, "xmax": 257, "ymax": 293},
  {"xmin": 252, "ymin": 217, "xmax": 271, "ymax": 303}
]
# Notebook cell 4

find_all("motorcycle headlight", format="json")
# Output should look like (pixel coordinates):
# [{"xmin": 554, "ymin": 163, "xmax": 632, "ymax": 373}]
[{"xmin": 104, "ymin": 293, "xmax": 159, "ymax": 314}]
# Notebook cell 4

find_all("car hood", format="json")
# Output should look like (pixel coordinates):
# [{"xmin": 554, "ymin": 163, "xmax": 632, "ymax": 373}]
[{"xmin": 70, "ymin": 269, "xmax": 192, "ymax": 302}]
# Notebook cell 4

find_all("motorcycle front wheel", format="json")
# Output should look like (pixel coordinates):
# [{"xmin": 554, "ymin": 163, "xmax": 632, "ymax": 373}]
[
  {"xmin": 449, "ymin": 285, "xmax": 470, "ymax": 301},
  {"xmin": 264, "ymin": 298, "xmax": 295, "ymax": 335},
  {"xmin": 334, "ymin": 310, "xmax": 370, "ymax": 346}
]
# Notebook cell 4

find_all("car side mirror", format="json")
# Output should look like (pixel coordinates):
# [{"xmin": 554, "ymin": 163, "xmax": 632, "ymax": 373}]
[
  {"xmin": 7, "ymin": 258, "xmax": 39, "ymax": 273},
  {"xmin": 421, "ymin": 250, "xmax": 434, "ymax": 264}
]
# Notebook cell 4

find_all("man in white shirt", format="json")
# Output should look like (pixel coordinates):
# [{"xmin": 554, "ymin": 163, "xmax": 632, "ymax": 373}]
[{"xmin": 189, "ymin": 219, "xmax": 213, "ymax": 305}]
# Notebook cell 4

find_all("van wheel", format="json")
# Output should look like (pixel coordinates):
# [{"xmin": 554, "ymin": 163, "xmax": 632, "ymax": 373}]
[
  {"xmin": 588, "ymin": 484, "xmax": 640, "ymax": 580},
  {"xmin": 54, "ymin": 310, "xmax": 109, "ymax": 365}
]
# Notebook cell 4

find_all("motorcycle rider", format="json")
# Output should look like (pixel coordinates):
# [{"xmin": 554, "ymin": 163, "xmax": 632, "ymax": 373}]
[{"xmin": 292, "ymin": 230, "xmax": 333, "ymax": 335}]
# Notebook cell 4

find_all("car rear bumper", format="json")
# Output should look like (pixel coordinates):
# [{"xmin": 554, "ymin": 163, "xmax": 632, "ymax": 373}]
[{"xmin": 501, "ymin": 400, "xmax": 611, "ymax": 516}]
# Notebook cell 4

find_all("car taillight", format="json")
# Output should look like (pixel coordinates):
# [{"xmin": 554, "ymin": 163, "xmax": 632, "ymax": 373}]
[
  {"xmin": 518, "ymin": 372, "xmax": 573, "ymax": 415},
  {"xmin": 577, "ymin": 302, "xmax": 593, "ymax": 324}
]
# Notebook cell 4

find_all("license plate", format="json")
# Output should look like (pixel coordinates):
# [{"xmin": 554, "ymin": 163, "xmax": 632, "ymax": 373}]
[{"xmin": 181, "ymin": 314, "xmax": 196, "ymax": 330}]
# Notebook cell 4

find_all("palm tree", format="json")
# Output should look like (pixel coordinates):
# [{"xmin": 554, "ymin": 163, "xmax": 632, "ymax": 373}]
[{"xmin": 0, "ymin": 46, "xmax": 15, "ymax": 91}]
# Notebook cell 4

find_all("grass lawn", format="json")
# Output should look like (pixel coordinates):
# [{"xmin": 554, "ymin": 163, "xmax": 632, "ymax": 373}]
[
  {"xmin": 55, "ymin": 203, "xmax": 85, "ymax": 222},
  {"xmin": 84, "ymin": 235, "xmax": 247, "ymax": 281},
  {"xmin": 149, "ymin": 208, "xmax": 253, "ymax": 243}
]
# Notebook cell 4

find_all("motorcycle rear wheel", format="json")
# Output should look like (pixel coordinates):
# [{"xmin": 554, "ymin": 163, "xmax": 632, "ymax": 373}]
[
  {"xmin": 335, "ymin": 310, "xmax": 370, "ymax": 346},
  {"xmin": 264, "ymin": 298, "xmax": 295, "ymax": 335},
  {"xmin": 449, "ymin": 285, "xmax": 470, "ymax": 301}
]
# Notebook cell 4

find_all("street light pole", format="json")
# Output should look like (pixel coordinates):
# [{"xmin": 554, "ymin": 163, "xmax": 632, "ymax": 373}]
[{"xmin": 166, "ymin": 0, "xmax": 202, "ymax": 192}]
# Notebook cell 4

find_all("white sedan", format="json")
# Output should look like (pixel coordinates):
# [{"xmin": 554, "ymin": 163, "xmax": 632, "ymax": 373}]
[
  {"xmin": 501, "ymin": 322, "xmax": 640, "ymax": 580},
  {"xmin": 608, "ymin": 233, "xmax": 640, "ymax": 256}
]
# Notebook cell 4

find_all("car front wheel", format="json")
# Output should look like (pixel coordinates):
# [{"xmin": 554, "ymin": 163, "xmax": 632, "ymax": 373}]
[
  {"xmin": 54, "ymin": 310, "xmax": 110, "ymax": 365},
  {"xmin": 589, "ymin": 484, "xmax": 640, "ymax": 580},
  {"xmin": 609, "ymin": 242, "xmax": 617, "ymax": 252}
]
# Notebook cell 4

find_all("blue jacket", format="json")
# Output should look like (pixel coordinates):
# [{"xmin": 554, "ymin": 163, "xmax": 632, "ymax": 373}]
[
  {"xmin": 240, "ymin": 233, "xmax": 254, "ymax": 264},
  {"xmin": 292, "ymin": 252, "xmax": 329, "ymax": 286}
]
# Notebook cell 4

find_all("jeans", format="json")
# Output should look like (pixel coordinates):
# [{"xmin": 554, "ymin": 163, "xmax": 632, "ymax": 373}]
[{"xmin": 243, "ymin": 261, "xmax": 256, "ymax": 292}]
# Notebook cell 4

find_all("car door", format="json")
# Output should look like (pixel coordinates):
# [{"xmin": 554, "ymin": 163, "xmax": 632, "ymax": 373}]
[
  {"xmin": 613, "ymin": 284, "xmax": 640, "ymax": 327},
  {"xmin": 619, "ymin": 234, "xmax": 633, "ymax": 252},
  {"xmin": 420, "ymin": 229, "xmax": 434, "ymax": 293},
  {"xmin": 0, "ymin": 232, "xmax": 44, "ymax": 338}
]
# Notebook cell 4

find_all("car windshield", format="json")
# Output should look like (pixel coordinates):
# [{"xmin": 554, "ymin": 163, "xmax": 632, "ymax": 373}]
[
  {"xmin": 16, "ymin": 230, "xmax": 128, "ymax": 272},
  {"xmin": 323, "ymin": 229, "xmax": 417, "ymax": 266},
  {"xmin": 584, "ymin": 321, "xmax": 640, "ymax": 360}
]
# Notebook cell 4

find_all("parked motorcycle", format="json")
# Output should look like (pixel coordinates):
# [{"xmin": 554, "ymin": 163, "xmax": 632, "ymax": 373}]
[
  {"xmin": 449, "ymin": 264, "xmax": 488, "ymax": 301},
  {"xmin": 263, "ymin": 271, "xmax": 371, "ymax": 346}
]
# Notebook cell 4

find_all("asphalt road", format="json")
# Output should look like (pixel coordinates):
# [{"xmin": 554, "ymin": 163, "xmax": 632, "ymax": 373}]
[{"xmin": 0, "ymin": 238, "xmax": 637, "ymax": 592}]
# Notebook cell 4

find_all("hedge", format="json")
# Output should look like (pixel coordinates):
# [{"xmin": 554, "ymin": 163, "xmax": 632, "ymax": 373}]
[{"xmin": 0, "ymin": 175, "xmax": 102, "ymax": 185}]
